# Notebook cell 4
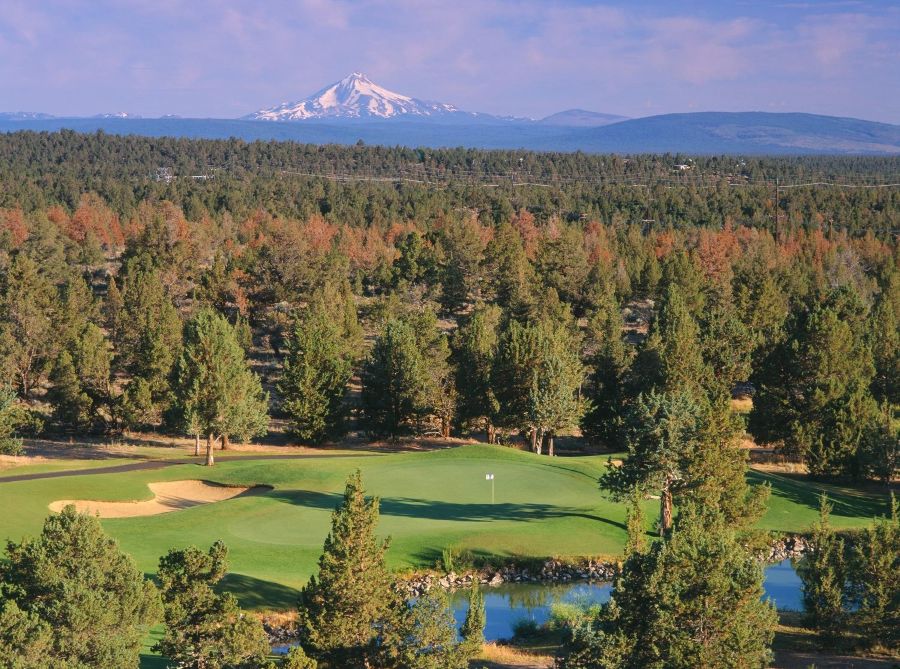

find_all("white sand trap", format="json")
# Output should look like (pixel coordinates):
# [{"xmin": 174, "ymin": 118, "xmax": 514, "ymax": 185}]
[{"xmin": 49, "ymin": 480, "xmax": 262, "ymax": 518}]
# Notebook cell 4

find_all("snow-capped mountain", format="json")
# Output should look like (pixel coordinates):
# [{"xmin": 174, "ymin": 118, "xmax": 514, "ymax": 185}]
[
  {"xmin": 93, "ymin": 112, "xmax": 142, "ymax": 119},
  {"xmin": 245, "ymin": 72, "xmax": 465, "ymax": 121}
]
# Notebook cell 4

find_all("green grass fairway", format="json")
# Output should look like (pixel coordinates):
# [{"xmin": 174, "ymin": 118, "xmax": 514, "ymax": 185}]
[{"xmin": 0, "ymin": 445, "xmax": 892, "ymax": 612}]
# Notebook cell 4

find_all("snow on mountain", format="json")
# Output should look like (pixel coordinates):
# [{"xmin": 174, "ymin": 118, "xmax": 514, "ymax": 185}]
[
  {"xmin": 244, "ymin": 72, "xmax": 465, "ymax": 121},
  {"xmin": 93, "ymin": 112, "xmax": 142, "ymax": 119}
]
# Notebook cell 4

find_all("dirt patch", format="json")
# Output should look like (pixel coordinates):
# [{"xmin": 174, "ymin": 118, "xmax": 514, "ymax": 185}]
[
  {"xmin": 476, "ymin": 643, "xmax": 554, "ymax": 668},
  {"xmin": 48, "ymin": 480, "xmax": 268, "ymax": 518}
]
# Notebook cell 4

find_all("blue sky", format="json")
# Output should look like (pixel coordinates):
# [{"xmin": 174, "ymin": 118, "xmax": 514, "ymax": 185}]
[{"xmin": 1, "ymin": 0, "xmax": 898, "ymax": 122}]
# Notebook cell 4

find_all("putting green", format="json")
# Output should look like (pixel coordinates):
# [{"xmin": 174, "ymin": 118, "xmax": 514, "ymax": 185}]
[{"xmin": 0, "ymin": 445, "xmax": 891, "ymax": 611}]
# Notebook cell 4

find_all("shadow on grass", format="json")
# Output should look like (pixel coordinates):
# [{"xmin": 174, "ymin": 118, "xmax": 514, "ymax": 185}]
[
  {"xmin": 262, "ymin": 489, "xmax": 625, "ymax": 529},
  {"xmin": 749, "ymin": 471, "xmax": 893, "ymax": 521},
  {"xmin": 219, "ymin": 572, "xmax": 301, "ymax": 610}
]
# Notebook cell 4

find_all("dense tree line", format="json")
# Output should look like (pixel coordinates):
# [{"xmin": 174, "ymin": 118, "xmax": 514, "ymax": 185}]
[{"xmin": 0, "ymin": 131, "xmax": 896, "ymax": 482}]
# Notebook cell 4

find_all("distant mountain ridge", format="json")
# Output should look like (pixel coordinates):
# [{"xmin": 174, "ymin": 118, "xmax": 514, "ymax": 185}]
[
  {"xmin": 540, "ymin": 109, "xmax": 627, "ymax": 127},
  {"xmin": 244, "ymin": 72, "xmax": 470, "ymax": 121},
  {"xmin": 3, "ymin": 75, "xmax": 899, "ymax": 155}
]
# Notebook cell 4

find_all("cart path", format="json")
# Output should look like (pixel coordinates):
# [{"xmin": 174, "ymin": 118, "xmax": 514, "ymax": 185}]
[{"xmin": 0, "ymin": 453, "xmax": 364, "ymax": 484}]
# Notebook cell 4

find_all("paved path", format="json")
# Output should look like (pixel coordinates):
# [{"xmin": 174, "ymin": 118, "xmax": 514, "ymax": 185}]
[{"xmin": 0, "ymin": 453, "xmax": 360, "ymax": 484}]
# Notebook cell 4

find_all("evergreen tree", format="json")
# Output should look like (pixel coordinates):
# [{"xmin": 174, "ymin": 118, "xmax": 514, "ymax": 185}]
[
  {"xmin": 0, "ymin": 506, "xmax": 160, "ymax": 668},
  {"xmin": 279, "ymin": 297, "xmax": 352, "ymax": 443},
  {"xmin": 847, "ymin": 494, "xmax": 899, "ymax": 651},
  {"xmin": 0, "ymin": 254, "xmax": 58, "ymax": 397},
  {"xmin": 47, "ymin": 350, "xmax": 92, "ymax": 431},
  {"xmin": 560, "ymin": 506, "xmax": 776, "ymax": 669},
  {"xmin": 624, "ymin": 488, "xmax": 648, "ymax": 555},
  {"xmin": 581, "ymin": 290, "xmax": 631, "ymax": 449},
  {"xmin": 396, "ymin": 588, "xmax": 468, "ymax": 669},
  {"xmin": 798, "ymin": 494, "xmax": 847, "ymax": 643},
  {"xmin": 529, "ymin": 325, "xmax": 585, "ymax": 456},
  {"xmin": 437, "ymin": 217, "xmax": 485, "ymax": 315},
  {"xmin": 112, "ymin": 256, "xmax": 182, "ymax": 404},
  {"xmin": 154, "ymin": 541, "xmax": 270, "ymax": 669},
  {"xmin": 361, "ymin": 319, "xmax": 427, "ymax": 437},
  {"xmin": 481, "ymin": 222, "xmax": 534, "ymax": 320},
  {"xmin": 298, "ymin": 471, "xmax": 399, "ymax": 667},
  {"xmin": 460, "ymin": 585, "xmax": 486, "ymax": 657},
  {"xmin": 869, "ymin": 282, "xmax": 899, "ymax": 405},
  {"xmin": 751, "ymin": 301, "xmax": 880, "ymax": 477},
  {"xmin": 0, "ymin": 599, "xmax": 54, "ymax": 669},
  {"xmin": 453, "ymin": 304, "xmax": 501, "ymax": 442},
  {"xmin": 602, "ymin": 390, "xmax": 703, "ymax": 534},
  {"xmin": 407, "ymin": 309, "xmax": 457, "ymax": 438},
  {"xmin": 654, "ymin": 284, "xmax": 708, "ymax": 395},
  {"xmin": 281, "ymin": 646, "xmax": 317, "ymax": 669},
  {"xmin": 0, "ymin": 385, "xmax": 27, "ymax": 456},
  {"xmin": 170, "ymin": 308, "xmax": 268, "ymax": 465}
]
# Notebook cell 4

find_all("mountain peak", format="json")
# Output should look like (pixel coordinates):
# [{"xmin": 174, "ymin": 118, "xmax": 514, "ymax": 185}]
[{"xmin": 245, "ymin": 73, "xmax": 460, "ymax": 121}]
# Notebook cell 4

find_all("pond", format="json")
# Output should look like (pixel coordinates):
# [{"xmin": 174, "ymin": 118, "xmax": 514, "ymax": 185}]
[
  {"xmin": 273, "ymin": 559, "xmax": 805, "ymax": 653},
  {"xmin": 448, "ymin": 559, "xmax": 804, "ymax": 641}
]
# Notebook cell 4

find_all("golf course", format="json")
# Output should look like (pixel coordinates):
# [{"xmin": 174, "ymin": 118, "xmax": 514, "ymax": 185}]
[{"xmin": 1, "ymin": 443, "xmax": 892, "ymax": 611}]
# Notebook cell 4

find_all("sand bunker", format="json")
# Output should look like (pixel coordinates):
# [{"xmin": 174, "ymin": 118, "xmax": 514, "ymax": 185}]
[{"xmin": 49, "ymin": 480, "xmax": 264, "ymax": 518}]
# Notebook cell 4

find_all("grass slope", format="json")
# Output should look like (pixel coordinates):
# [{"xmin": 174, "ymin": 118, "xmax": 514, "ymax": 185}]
[{"xmin": 0, "ymin": 445, "xmax": 892, "ymax": 612}]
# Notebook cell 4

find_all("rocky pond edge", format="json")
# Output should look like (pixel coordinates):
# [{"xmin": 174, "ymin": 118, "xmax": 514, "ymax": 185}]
[{"xmin": 263, "ymin": 534, "xmax": 809, "ymax": 644}]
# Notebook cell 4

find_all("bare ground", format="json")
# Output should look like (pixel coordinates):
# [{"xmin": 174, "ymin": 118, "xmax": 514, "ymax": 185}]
[{"xmin": 48, "ymin": 480, "xmax": 267, "ymax": 518}]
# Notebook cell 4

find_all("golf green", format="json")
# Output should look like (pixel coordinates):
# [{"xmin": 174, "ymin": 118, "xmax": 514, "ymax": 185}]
[{"xmin": 0, "ymin": 445, "xmax": 891, "ymax": 610}]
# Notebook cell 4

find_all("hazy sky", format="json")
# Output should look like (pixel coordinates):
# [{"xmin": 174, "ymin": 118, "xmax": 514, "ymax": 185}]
[{"xmin": 2, "ymin": 0, "xmax": 898, "ymax": 122}]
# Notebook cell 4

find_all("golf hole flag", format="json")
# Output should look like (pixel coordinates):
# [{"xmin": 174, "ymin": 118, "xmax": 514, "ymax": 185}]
[{"xmin": 485, "ymin": 474, "xmax": 494, "ymax": 480}]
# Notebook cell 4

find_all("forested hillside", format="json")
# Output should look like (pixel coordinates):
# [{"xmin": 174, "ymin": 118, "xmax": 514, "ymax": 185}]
[{"xmin": 0, "ymin": 130, "xmax": 897, "ymax": 481}]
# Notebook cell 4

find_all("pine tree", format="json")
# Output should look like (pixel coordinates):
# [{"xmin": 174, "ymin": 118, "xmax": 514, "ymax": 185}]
[
  {"xmin": 529, "ymin": 325, "xmax": 585, "ymax": 456},
  {"xmin": 581, "ymin": 289, "xmax": 631, "ymax": 449},
  {"xmin": 847, "ymin": 494, "xmax": 899, "ymax": 651},
  {"xmin": 798, "ymin": 494, "xmax": 847, "ymax": 643},
  {"xmin": 651, "ymin": 284, "xmax": 709, "ymax": 397},
  {"xmin": 869, "ymin": 281, "xmax": 899, "ymax": 405},
  {"xmin": 361, "ymin": 319, "xmax": 427, "ymax": 437},
  {"xmin": 298, "ymin": 471, "xmax": 399, "ymax": 667},
  {"xmin": 154, "ymin": 541, "xmax": 270, "ymax": 669},
  {"xmin": 645, "ymin": 507, "xmax": 776, "ymax": 668},
  {"xmin": 624, "ymin": 488, "xmax": 648, "ymax": 555},
  {"xmin": 112, "ymin": 256, "xmax": 182, "ymax": 403},
  {"xmin": 0, "ymin": 385, "xmax": 27, "ymax": 456},
  {"xmin": 491, "ymin": 319, "xmax": 544, "ymax": 446},
  {"xmin": 751, "ymin": 301, "xmax": 880, "ymax": 477},
  {"xmin": 282, "ymin": 646, "xmax": 317, "ymax": 669},
  {"xmin": 0, "ymin": 599, "xmax": 54, "ymax": 669},
  {"xmin": 453, "ymin": 304, "xmax": 501, "ymax": 442},
  {"xmin": 397, "ymin": 588, "xmax": 468, "ymax": 669},
  {"xmin": 460, "ymin": 585, "xmax": 486, "ymax": 657},
  {"xmin": 407, "ymin": 309, "xmax": 457, "ymax": 438},
  {"xmin": 0, "ymin": 254, "xmax": 58, "ymax": 397},
  {"xmin": 602, "ymin": 390, "xmax": 704, "ymax": 534},
  {"xmin": 0, "ymin": 506, "xmax": 160, "ymax": 668},
  {"xmin": 561, "ymin": 506, "xmax": 776, "ymax": 669},
  {"xmin": 482, "ymin": 222, "xmax": 534, "ymax": 320},
  {"xmin": 170, "ymin": 308, "xmax": 268, "ymax": 465},
  {"xmin": 47, "ymin": 350, "xmax": 92, "ymax": 431},
  {"xmin": 279, "ymin": 297, "xmax": 352, "ymax": 443}
]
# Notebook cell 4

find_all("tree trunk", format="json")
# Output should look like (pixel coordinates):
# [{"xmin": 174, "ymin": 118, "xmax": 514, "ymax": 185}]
[
  {"xmin": 535, "ymin": 429, "xmax": 543, "ymax": 455},
  {"xmin": 547, "ymin": 433, "xmax": 555, "ymax": 457},
  {"xmin": 530, "ymin": 427, "xmax": 538, "ymax": 453},
  {"xmin": 441, "ymin": 416, "xmax": 451, "ymax": 439},
  {"xmin": 486, "ymin": 422, "xmax": 496, "ymax": 445},
  {"xmin": 660, "ymin": 487, "xmax": 673, "ymax": 535},
  {"xmin": 205, "ymin": 433, "xmax": 215, "ymax": 467},
  {"xmin": 220, "ymin": 434, "xmax": 230, "ymax": 450},
  {"xmin": 194, "ymin": 433, "xmax": 200, "ymax": 457}
]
